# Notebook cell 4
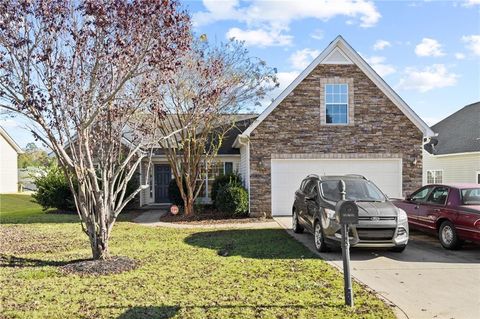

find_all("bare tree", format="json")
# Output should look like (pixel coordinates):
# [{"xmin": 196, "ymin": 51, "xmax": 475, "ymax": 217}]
[
  {"xmin": 157, "ymin": 39, "xmax": 277, "ymax": 216},
  {"xmin": 0, "ymin": 0, "xmax": 190, "ymax": 259}
]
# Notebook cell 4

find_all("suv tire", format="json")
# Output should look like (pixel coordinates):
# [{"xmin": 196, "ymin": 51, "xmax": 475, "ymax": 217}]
[
  {"xmin": 292, "ymin": 210, "xmax": 304, "ymax": 233},
  {"xmin": 314, "ymin": 220, "xmax": 329, "ymax": 252},
  {"xmin": 390, "ymin": 244, "xmax": 407, "ymax": 253}
]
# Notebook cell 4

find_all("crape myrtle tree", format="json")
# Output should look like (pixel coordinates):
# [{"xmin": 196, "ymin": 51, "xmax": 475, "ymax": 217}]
[
  {"xmin": 157, "ymin": 38, "xmax": 277, "ymax": 216},
  {"xmin": 0, "ymin": 0, "xmax": 191, "ymax": 259}
]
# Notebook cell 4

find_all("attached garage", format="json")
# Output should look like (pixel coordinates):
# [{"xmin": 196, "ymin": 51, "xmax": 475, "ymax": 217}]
[{"xmin": 271, "ymin": 158, "xmax": 402, "ymax": 216}]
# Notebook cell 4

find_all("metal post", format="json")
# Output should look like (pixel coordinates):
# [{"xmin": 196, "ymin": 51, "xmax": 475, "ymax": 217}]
[{"xmin": 339, "ymin": 180, "xmax": 354, "ymax": 307}]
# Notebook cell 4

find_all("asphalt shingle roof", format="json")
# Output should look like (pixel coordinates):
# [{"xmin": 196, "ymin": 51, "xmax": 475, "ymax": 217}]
[{"xmin": 430, "ymin": 102, "xmax": 480, "ymax": 155}]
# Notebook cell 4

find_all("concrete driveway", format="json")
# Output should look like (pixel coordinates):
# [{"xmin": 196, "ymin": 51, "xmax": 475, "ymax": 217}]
[{"xmin": 275, "ymin": 216, "xmax": 480, "ymax": 319}]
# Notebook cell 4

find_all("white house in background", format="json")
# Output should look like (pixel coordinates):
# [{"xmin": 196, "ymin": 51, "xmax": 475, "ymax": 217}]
[
  {"xmin": 423, "ymin": 102, "xmax": 480, "ymax": 185},
  {"xmin": 0, "ymin": 126, "xmax": 23, "ymax": 193}
]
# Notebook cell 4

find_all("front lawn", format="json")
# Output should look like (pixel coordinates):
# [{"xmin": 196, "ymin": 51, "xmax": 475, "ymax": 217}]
[{"xmin": 0, "ymin": 194, "xmax": 394, "ymax": 318}]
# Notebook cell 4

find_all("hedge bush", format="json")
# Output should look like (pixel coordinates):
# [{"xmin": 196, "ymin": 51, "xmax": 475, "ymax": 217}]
[
  {"xmin": 33, "ymin": 166, "xmax": 140, "ymax": 212},
  {"xmin": 215, "ymin": 184, "xmax": 248, "ymax": 216},
  {"xmin": 32, "ymin": 166, "xmax": 76, "ymax": 211},
  {"xmin": 168, "ymin": 178, "xmax": 187, "ymax": 206},
  {"xmin": 211, "ymin": 173, "xmax": 242, "ymax": 207}
]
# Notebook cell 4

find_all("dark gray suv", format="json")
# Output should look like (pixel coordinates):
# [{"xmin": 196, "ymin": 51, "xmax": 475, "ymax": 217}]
[{"xmin": 292, "ymin": 174, "xmax": 409, "ymax": 252}]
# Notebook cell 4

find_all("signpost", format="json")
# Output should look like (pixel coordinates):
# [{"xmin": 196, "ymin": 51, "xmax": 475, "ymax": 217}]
[{"xmin": 335, "ymin": 180, "xmax": 359, "ymax": 307}]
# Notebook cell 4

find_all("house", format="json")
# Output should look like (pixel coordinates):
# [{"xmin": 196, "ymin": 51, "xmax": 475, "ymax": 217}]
[
  {"xmin": 0, "ymin": 126, "xmax": 23, "ymax": 193},
  {"xmin": 139, "ymin": 36, "xmax": 434, "ymax": 217},
  {"xmin": 423, "ymin": 102, "xmax": 480, "ymax": 185},
  {"xmin": 234, "ymin": 35, "xmax": 433, "ymax": 217},
  {"xmin": 138, "ymin": 115, "xmax": 257, "ymax": 206}
]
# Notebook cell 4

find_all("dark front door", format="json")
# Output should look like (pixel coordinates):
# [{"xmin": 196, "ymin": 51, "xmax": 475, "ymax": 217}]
[{"xmin": 154, "ymin": 164, "xmax": 171, "ymax": 203}]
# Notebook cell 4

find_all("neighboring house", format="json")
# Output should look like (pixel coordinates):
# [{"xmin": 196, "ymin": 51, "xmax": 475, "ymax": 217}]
[
  {"xmin": 233, "ymin": 36, "xmax": 433, "ymax": 217},
  {"xmin": 0, "ymin": 126, "xmax": 23, "ymax": 193},
  {"xmin": 423, "ymin": 102, "xmax": 480, "ymax": 185}
]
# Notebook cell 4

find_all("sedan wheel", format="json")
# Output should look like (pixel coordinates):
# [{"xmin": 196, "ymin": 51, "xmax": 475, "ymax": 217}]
[
  {"xmin": 439, "ymin": 220, "xmax": 462, "ymax": 250},
  {"xmin": 314, "ymin": 222, "xmax": 328, "ymax": 252}
]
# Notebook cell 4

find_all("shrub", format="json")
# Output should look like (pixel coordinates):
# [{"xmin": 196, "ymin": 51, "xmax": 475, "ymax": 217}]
[
  {"xmin": 211, "ymin": 173, "xmax": 242, "ymax": 207},
  {"xmin": 168, "ymin": 178, "xmax": 187, "ymax": 206},
  {"xmin": 32, "ymin": 166, "xmax": 76, "ymax": 211},
  {"xmin": 215, "ymin": 184, "xmax": 248, "ymax": 216}
]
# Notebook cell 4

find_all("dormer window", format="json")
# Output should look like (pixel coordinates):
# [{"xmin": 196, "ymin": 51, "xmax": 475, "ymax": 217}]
[{"xmin": 325, "ymin": 84, "xmax": 348, "ymax": 124}]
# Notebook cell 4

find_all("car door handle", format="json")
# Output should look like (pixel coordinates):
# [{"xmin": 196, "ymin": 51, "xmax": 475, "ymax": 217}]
[
  {"xmin": 414, "ymin": 205, "xmax": 419, "ymax": 209},
  {"xmin": 433, "ymin": 209, "xmax": 440, "ymax": 212}
]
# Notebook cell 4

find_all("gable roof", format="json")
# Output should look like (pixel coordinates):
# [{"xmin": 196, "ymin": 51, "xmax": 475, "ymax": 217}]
[
  {"xmin": 242, "ymin": 35, "xmax": 434, "ymax": 137},
  {"xmin": 430, "ymin": 101, "xmax": 480, "ymax": 155},
  {"xmin": 0, "ymin": 126, "xmax": 23, "ymax": 153}
]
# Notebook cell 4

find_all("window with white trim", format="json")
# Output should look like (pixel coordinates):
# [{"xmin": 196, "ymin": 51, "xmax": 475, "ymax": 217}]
[
  {"xmin": 325, "ymin": 83, "xmax": 348, "ymax": 124},
  {"xmin": 426, "ymin": 170, "xmax": 443, "ymax": 184},
  {"xmin": 476, "ymin": 171, "xmax": 480, "ymax": 184}
]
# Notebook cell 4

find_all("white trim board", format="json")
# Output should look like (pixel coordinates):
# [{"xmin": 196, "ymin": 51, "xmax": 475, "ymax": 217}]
[
  {"xmin": 242, "ymin": 35, "xmax": 434, "ymax": 138},
  {"xmin": 0, "ymin": 126, "xmax": 23, "ymax": 153}
]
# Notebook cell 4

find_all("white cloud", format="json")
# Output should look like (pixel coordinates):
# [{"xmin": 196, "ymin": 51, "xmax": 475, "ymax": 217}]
[
  {"xmin": 463, "ymin": 0, "xmax": 480, "ymax": 6},
  {"xmin": 462, "ymin": 35, "xmax": 480, "ymax": 56},
  {"xmin": 289, "ymin": 48, "xmax": 320, "ymax": 70},
  {"xmin": 373, "ymin": 39, "xmax": 391, "ymax": 51},
  {"xmin": 414, "ymin": 38, "xmax": 445, "ymax": 57},
  {"xmin": 364, "ymin": 56, "xmax": 396, "ymax": 77},
  {"xmin": 397, "ymin": 64, "xmax": 458, "ymax": 92},
  {"xmin": 226, "ymin": 28, "xmax": 292, "ymax": 47},
  {"xmin": 454, "ymin": 52, "xmax": 466, "ymax": 60},
  {"xmin": 310, "ymin": 29, "xmax": 324, "ymax": 40},
  {"xmin": 194, "ymin": 0, "xmax": 381, "ymax": 47}
]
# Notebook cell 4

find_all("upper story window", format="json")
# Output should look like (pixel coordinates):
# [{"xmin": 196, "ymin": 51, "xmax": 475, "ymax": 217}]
[{"xmin": 325, "ymin": 84, "xmax": 348, "ymax": 124}]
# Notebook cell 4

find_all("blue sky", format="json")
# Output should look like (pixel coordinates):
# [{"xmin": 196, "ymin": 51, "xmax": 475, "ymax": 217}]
[{"xmin": 1, "ymin": 0, "xmax": 479, "ymax": 148}]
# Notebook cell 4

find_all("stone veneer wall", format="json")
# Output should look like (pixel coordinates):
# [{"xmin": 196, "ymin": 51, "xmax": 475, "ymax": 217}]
[{"xmin": 248, "ymin": 64, "xmax": 423, "ymax": 217}]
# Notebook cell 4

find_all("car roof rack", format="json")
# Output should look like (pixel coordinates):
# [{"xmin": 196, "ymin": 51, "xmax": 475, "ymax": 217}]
[{"xmin": 345, "ymin": 174, "xmax": 367, "ymax": 179}]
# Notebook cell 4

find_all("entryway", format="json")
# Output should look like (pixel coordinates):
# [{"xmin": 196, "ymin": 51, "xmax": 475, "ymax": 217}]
[{"xmin": 154, "ymin": 164, "xmax": 171, "ymax": 203}]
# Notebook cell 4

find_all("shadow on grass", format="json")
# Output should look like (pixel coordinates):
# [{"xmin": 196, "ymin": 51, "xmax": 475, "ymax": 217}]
[
  {"xmin": 118, "ymin": 306, "xmax": 180, "ymax": 319},
  {"xmin": 117, "ymin": 302, "xmax": 345, "ymax": 319},
  {"xmin": 184, "ymin": 229, "xmax": 316, "ymax": 259},
  {"xmin": 0, "ymin": 254, "xmax": 90, "ymax": 268}
]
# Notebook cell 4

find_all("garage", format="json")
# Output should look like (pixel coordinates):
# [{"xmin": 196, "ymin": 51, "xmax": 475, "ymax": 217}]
[{"xmin": 271, "ymin": 158, "xmax": 402, "ymax": 216}]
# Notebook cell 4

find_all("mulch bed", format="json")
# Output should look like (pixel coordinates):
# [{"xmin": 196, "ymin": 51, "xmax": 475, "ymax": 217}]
[
  {"xmin": 60, "ymin": 256, "xmax": 138, "ymax": 276},
  {"xmin": 159, "ymin": 211, "xmax": 268, "ymax": 225}
]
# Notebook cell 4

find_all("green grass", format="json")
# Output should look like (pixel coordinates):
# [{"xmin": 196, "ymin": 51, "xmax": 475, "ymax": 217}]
[
  {"xmin": 0, "ymin": 194, "xmax": 77, "ymax": 224},
  {"xmin": 0, "ymin": 194, "xmax": 395, "ymax": 319}
]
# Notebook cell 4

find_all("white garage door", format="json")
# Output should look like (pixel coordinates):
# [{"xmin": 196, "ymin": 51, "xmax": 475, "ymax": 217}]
[{"xmin": 271, "ymin": 158, "xmax": 402, "ymax": 216}]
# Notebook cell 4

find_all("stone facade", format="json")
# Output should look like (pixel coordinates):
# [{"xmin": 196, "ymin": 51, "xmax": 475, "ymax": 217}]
[{"xmin": 248, "ymin": 64, "xmax": 423, "ymax": 217}]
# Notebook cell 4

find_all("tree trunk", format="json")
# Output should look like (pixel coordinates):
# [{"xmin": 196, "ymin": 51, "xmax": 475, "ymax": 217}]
[
  {"xmin": 90, "ymin": 233, "xmax": 110, "ymax": 260},
  {"xmin": 184, "ymin": 200, "xmax": 194, "ymax": 216}
]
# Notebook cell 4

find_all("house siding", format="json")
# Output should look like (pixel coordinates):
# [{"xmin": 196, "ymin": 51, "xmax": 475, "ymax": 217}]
[
  {"xmin": 248, "ymin": 64, "xmax": 423, "ymax": 217},
  {"xmin": 423, "ymin": 151, "xmax": 480, "ymax": 184},
  {"xmin": 0, "ymin": 134, "xmax": 19, "ymax": 193},
  {"xmin": 239, "ymin": 144, "xmax": 249, "ymax": 188}
]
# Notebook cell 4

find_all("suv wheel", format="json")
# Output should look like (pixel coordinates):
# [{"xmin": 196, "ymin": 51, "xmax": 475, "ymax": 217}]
[
  {"xmin": 439, "ymin": 220, "xmax": 462, "ymax": 250},
  {"xmin": 292, "ymin": 210, "xmax": 304, "ymax": 233},
  {"xmin": 390, "ymin": 244, "xmax": 407, "ymax": 253},
  {"xmin": 314, "ymin": 221, "xmax": 328, "ymax": 252}
]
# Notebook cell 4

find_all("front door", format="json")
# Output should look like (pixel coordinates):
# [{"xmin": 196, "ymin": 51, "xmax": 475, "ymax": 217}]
[{"xmin": 154, "ymin": 164, "xmax": 171, "ymax": 203}]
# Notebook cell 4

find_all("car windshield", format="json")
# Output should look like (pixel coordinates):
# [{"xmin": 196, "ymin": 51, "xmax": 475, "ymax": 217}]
[
  {"xmin": 461, "ymin": 188, "xmax": 480, "ymax": 205},
  {"xmin": 320, "ymin": 179, "xmax": 386, "ymax": 202}
]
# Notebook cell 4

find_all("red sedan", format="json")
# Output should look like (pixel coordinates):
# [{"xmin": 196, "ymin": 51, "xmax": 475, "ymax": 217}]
[{"xmin": 393, "ymin": 183, "xmax": 480, "ymax": 250}]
